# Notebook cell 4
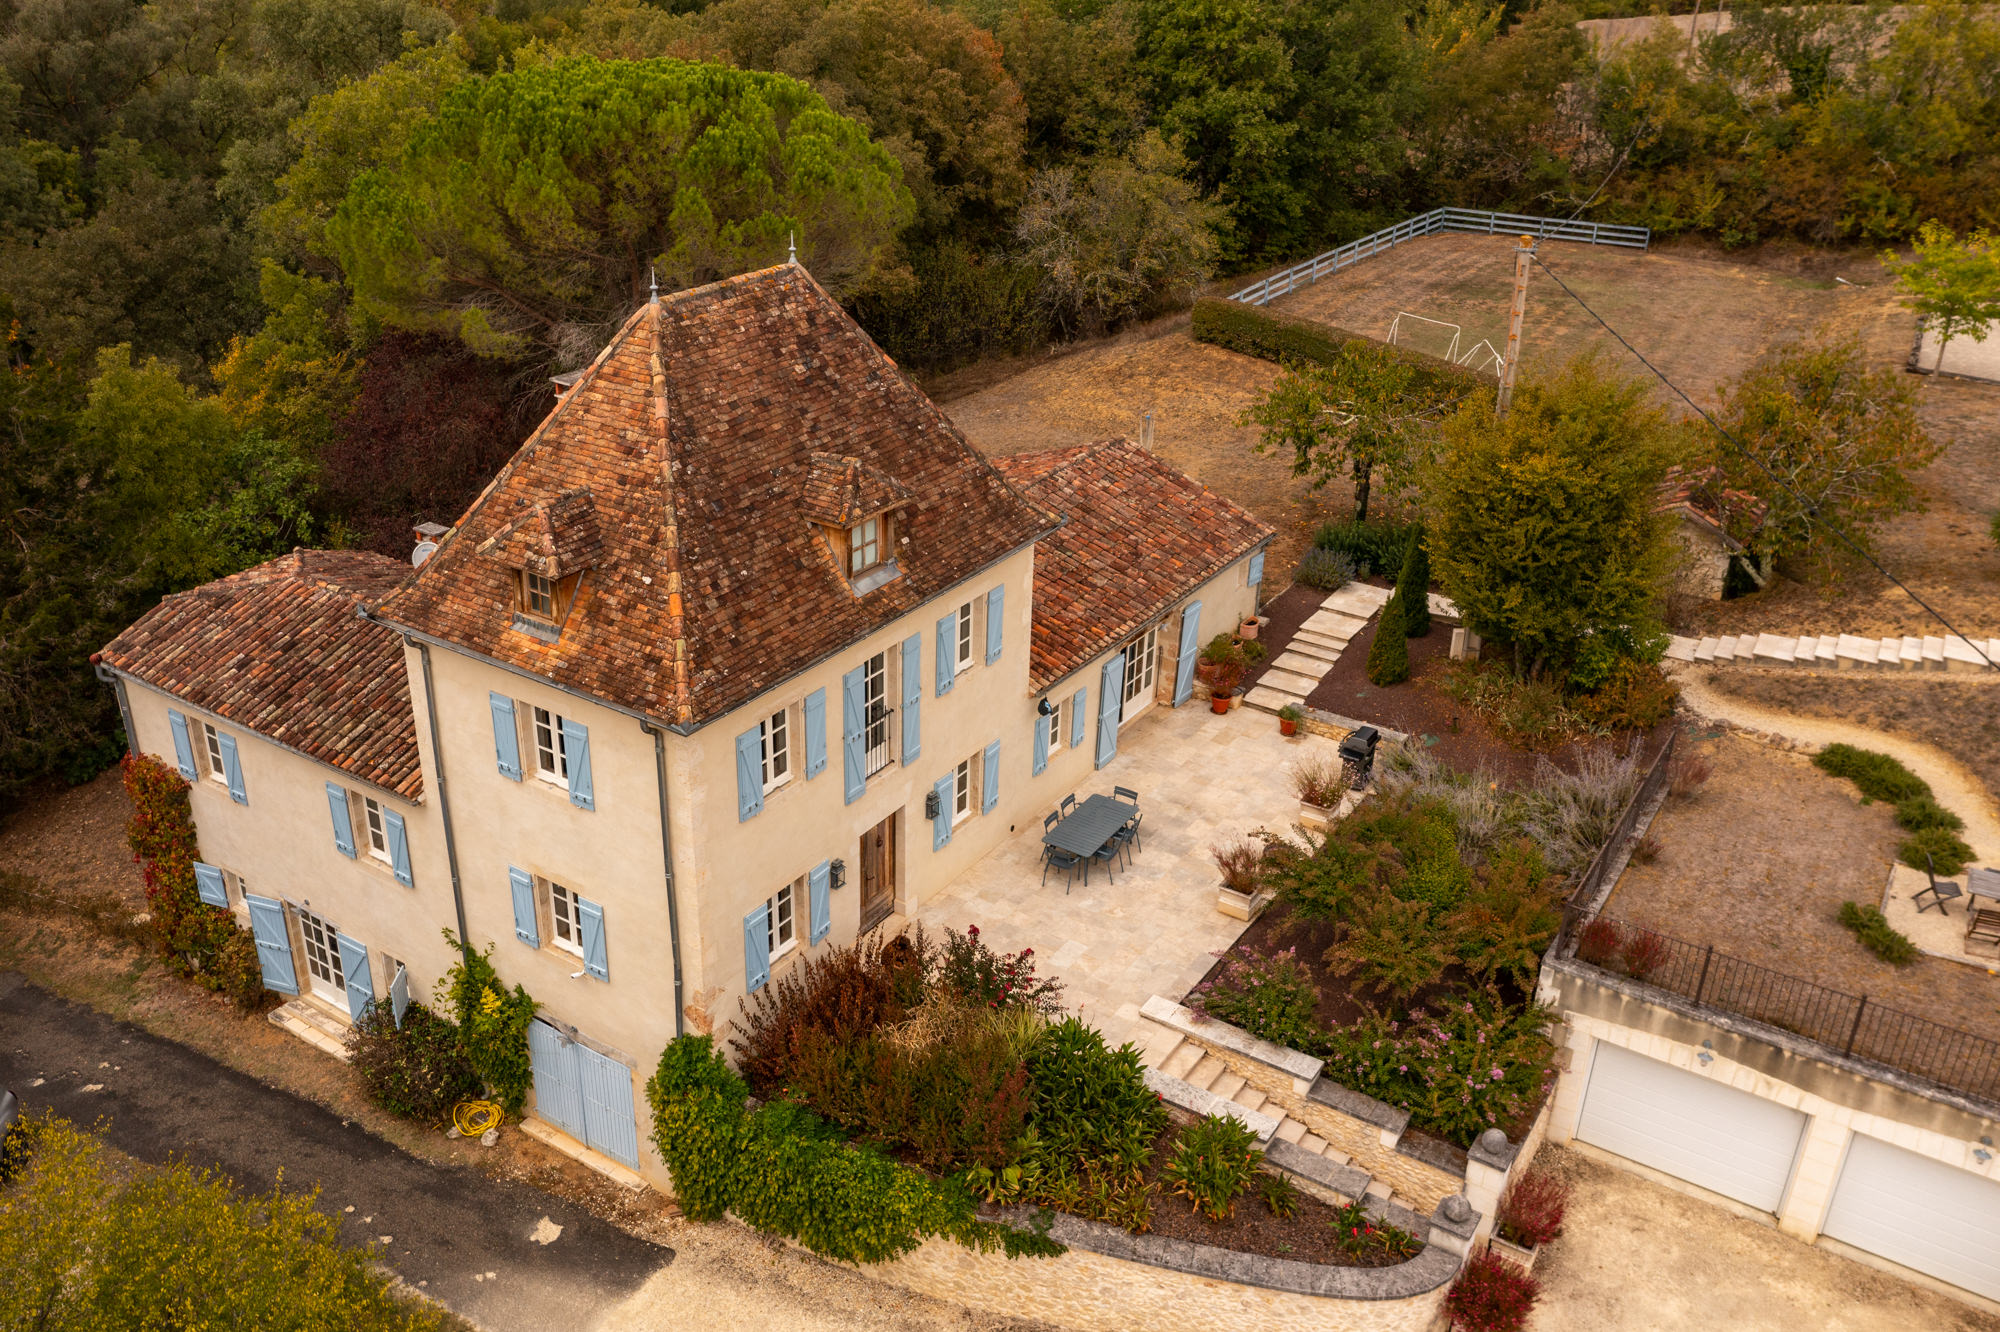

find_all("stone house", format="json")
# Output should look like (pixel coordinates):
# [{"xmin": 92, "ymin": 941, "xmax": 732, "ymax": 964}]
[
  {"xmin": 97, "ymin": 263, "xmax": 1272, "ymax": 1187},
  {"xmin": 1657, "ymin": 464, "xmax": 1767, "ymax": 601}
]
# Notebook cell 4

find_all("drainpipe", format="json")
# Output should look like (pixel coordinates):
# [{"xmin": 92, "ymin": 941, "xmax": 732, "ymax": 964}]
[
  {"xmin": 642, "ymin": 720, "xmax": 686, "ymax": 1039},
  {"xmin": 410, "ymin": 637, "xmax": 471, "ymax": 951}
]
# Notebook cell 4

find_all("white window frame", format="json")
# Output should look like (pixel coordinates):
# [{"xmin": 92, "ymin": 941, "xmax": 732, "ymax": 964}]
[
  {"xmin": 523, "ymin": 569, "xmax": 557, "ymax": 619},
  {"xmin": 202, "ymin": 721, "xmax": 226, "ymax": 784},
  {"xmin": 362, "ymin": 795, "xmax": 390, "ymax": 862},
  {"xmin": 761, "ymin": 708, "xmax": 790, "ymax": 792},
  {"xmin": 767, "ymin": 881, "xmax": 798, "ymax": 960},
  {"xmin": 952, "ymin": 757, "xmax": 973, "ymax": 825},
  {"xmin": 848, "ymin": 516, "xmax": 881, "ymax": 575},
  {"xmin": 955, "ymin": 600, "xmax": 976, "ymax": 673},
  {"xmin": 862, "ymin": 652, "xmax": 892, "ymax": 777},
  {"xmin": 297, "ymin": 905, "xmax": 345, "ymax": 999},
  {"xmin": 1046, "ymin": 697, "xmax": 1065, "ymax": 755},
  {"xmin": 549, "ymin": 879, "xmax": 585, "ymax": 957},
  {"xmin": 1121, "ymin": 625, "xmax": 1160, "ymax": 723},
  {"xmin": 532, "ymin": 706, "xmax": 568, "ymax": 785}
]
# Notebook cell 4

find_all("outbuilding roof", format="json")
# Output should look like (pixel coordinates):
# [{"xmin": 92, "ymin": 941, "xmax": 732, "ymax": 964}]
[
  {"xmin": 998, "ymin": 440, "xmax": 1274, "ymax": 692},
  {"xmin": 370, "ymin": 265, "xmax": 1058, "ymax": 729},
  {"xmin": 99, "ymin": 550, "xmax": 424, "ymax": 800}
]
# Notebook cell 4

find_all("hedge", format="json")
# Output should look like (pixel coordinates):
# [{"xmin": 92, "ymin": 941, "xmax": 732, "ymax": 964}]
[{"xmin": 1189, "ymin": 298, "xmax": 1489, "ymax": 395}]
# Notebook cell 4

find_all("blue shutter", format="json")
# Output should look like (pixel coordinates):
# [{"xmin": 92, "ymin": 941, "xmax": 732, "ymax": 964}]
[
  {"xmin": 561, "ymin": 719, "xmax": 593, "ymax": 810},
  {"xmin": 579, "ymin": 898, "xmax": 608, "ymax": 982},
  {"xmin": 803, "ymin": 688, "xmax": 827, "ymax": 779},
  {"xmin": 219, "ymin": 732, "xmax": 246, "ymax": 804},
  {"xmin": 900, "ymin": 634, "xmax": 922, "ymax": 765},
  {"xmin": 245, "ymin": 894, "xmax": 297, "ymax": 995},
  {"xmin": 841, "ymin": 665, "xmax": 866, "ymax": 805},
  {"xmin": 982, "ymin": 740, "xmax": 1000, "ymax": 814},
  {"xmin": 808, "ymin": 859, "xmax": 831, "ymax": 945},
  {"xmin": 932, "ymin": 776, "xmax": 954, "ymax": 851},
  {"xmin": 527, "ymin": 1020, "xmax": 586, "ymax": 1140},
  {"xmin": 1248, "ymin": 549, "xmax": 1266, "ymax": 586},
  {"xmin": 575, "ymin": 1043, "xmax": 641, "ymax": 1170},
  {"xmin": 337, "ymin": 933, "xmax": 373, "ymax": 1022},
  {"xmin": 744, "ymin": 904, "xmax": 771, "ymax": 993},
  {"xmin": 736, "ymin": 726, "xmax": 765, "ymax": 822},
  {"xmin": 510, "ymin": 867, "xmax": 540, "ymax": 946},
  {"xmin": 936, "ymin": 613, "xmax": 957, "ymax": 696},
  {"xmin": 1095, "ymin": 654, "xmax": 1125, "ymax": 769},
  {"xmin": 489, "ymin": 692, "xmax": 522, "ymax": 780},
  {"xmin": 325, "ymin": 782, "xmax": 356, "ymax": 858},
  {"xmin": 168, "ymin": 710, "xmax": 197, "ymax": 779},
  {"xmin": 985, "ymin": 586, "xmax": 1004, "ymax": 664},
  {"xmin": 1032, "ymin": 709, "xmax": 1049, "ymax": 775},
  {"xmin": 1071, "ymin": 688, "xmax": 1087, "ymax": 749},
  {"xmin": 193, "ymin": 862, "xmax": 229, "ymax": 908},
  {"xmin": 385, "ymin": 810, "xmax": 413, "ymax": 887},
  {"xmin": 1173, "ymin": 600, "xmax": 1205, "ymax": 707},
  {"xmin": 389, "ymin": 963, "xmax": 410, "ymax": 1029}
]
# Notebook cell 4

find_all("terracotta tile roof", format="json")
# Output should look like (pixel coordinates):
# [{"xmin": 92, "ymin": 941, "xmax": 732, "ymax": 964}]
[
  {"xmin": 370, "ymin": 266, "xmax": 1058, "ymax": 728},
  {"xmin": 799, "ymin": 452, "xmax": 912, "ymax": 526},
  {"xmin": 100, "ymin": 550, "xmax": 423, "ymax": 800},
  {"xmin": 998, "ymin": 440, "xmax": 1274, "ymax": 692},
  {"xmin": 480, "ymin": 487, "xmax": 605, "ymax": 579},
  {"xmin": 1657, "ymin": 464, "xmax": 1765, "ymax": 549}
]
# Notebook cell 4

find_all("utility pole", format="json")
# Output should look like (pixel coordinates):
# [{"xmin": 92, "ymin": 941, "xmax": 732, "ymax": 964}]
[{"xmin": 1496, "ymin": 234, "xmax": 1536, "ymax": 420}]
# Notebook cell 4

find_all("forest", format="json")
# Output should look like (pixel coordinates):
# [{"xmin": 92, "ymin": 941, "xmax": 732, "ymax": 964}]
[{"xmin": 1, "ymin": 0, "xmax": 1996, "ymax": 797}]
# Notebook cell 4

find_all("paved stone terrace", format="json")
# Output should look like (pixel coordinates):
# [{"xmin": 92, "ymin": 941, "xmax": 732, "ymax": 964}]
[{"xmin": 913, "ymin": 699, "xmax": 1343, "ymax": 1054}]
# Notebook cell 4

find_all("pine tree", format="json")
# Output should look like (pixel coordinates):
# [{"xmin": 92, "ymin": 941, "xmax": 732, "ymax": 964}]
[
  {"xmin": 1367, "ymin": 589, "xmax": 1410, "ymax": 686},
  {"xmin": 1397, "ymin": 526, "xmax": 1431, "ymax": 638}
]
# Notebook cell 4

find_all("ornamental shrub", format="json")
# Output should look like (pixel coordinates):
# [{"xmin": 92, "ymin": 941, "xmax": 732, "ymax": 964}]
[
  {"xmin": 1313, "ymin": 516, "xmax": 1422, "ymax": 576},
  {"xmin": 1496, "ymin": 1167, "xmax": 1570, "ymax": 1248},
  {"xmin": 437, "ymin": 933, "xmax": 537, "ymax": 1115},
  {"xmin": 731, "ymin": 930, "xmax": 923, "ymax": 1095},
  {"xmin": 1187, "ymin": 945, "xmax": 1323, "ymax": 1053},
  {"xmin": 1894, "ymin": 795, "xmax": 1965, "ymax": 834},
  {"xmin": 1318, "ymin": 997, "xmax": 1555, "ymax": 1147},
  {"xmin": 1162, "ymin": 1115, "xmax": 1262, "ymax": 1222},
  {"xmin": 121, "ymin": 754, "xmax": 263, "ymax": 1010},
  {"xmin": 1023, "ymin": 1018, "xmax": 1166, "ymax": 1170},
  {"xmin": 1296, "ymin": 546, "xmax": 1356, "ymax": 591},
  {"xmin": 1445, "ymin": 1250, "xmax": 1540, "ymax": 1331},
  {"xmin": 1837, "ymin": 901, "xmax": 1919, "ymax": 965},
  {"xmin": 1396, "ymin": 526, "xmax": 1431, "ymax": 638},
  {"xmin": 1811, "ymin": 744, "xmax": 1931, "ymax": 804},
  {"xmin": 1366, "ymin": 591, "xmax": 1411, "ymax": 686},
  {"xmin": 1900, "ymin": 826, "xmax": 1974, "ymax": 877},
  {"xmin": 935, "ymin": 925, "xmax": 1065, "ymax": 1013},
  {"xmin": 645, "ymin": 1036, "xmax": 749, "ymax": 1222},
  {"xmin": 346, "ymin": 999, "xmax": 482, "ymax": 1125},
  {"xmin": 1572, "ymin": 658, "xmax": 1679, "ymax": 731}
]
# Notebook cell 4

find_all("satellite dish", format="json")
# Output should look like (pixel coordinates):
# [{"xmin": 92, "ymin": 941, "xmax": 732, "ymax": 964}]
[{"xmin": 411, "ymin": 540, "xmax": 439, "ymax": 568}]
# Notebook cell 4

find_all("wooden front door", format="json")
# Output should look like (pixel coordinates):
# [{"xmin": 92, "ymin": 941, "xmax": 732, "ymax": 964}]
[{"xmin": 859, "ymin": 813, "xmax": 896, "ymax": 932}]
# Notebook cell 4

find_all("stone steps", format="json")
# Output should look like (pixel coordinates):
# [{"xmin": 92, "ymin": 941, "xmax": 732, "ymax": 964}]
[
  {"xmin": 269, "ymin": 998, "xmax": 351, "ymax": 1061},
  {"xmin": 1667, "ymin": 630, "xmax": 1998, "ymax": 674}
]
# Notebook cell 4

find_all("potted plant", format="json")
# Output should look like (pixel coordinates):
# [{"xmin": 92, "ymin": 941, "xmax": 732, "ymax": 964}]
[
  {"xmin": 1277, "ymin": 703, "xmax": 1304, "ymax": 737},
  {"xmin": 1197, "ymin": 634, "xmax": 1250, "ymax": 712},
  {"xmin": 1291, "ymin": 753, "xmax": 1350, "ymax": 825},
  {"xmin": 1490, "ymin": 1167, "xmax": 1569, "ymax": 1271},
  {"xmin": 1208, "ymin": 661, "xmax": 1244, "ymax": 713},
  {"xmin": 1239, "ymin": 614, "xmax": 1260, "ymax": 641},
  {"xmin": 1211, "ymin": 840, "xmax": 1267, "ymax": 920}
]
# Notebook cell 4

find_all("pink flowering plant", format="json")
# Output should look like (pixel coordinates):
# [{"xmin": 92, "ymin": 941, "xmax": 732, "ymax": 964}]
[
  {"xmin": 1317, "ymin": 994, "xmax": 1555, "ymax": 1146},
  {"xmin": 1187, "ymin": 944, "xmax": 1324, "ymax": 1053},
  {"xmin": 936, "ymin": 924, "xmax": 1067, "ymax": 1013}
]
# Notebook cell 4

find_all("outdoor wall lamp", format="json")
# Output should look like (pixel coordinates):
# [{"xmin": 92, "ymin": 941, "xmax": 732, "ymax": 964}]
[
  {"xmin": 1036, "ymin": 697, "xmax": 1053, "ymax": 716},
  {"xmin": 830, "ymin": 859, "xmax": 846, "ymax": 891}
]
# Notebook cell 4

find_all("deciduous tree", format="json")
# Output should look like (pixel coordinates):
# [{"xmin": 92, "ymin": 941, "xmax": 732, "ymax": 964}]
[{"xmin": 1883, "ymin": 221, "xmax": 2000, "ymax": 372}]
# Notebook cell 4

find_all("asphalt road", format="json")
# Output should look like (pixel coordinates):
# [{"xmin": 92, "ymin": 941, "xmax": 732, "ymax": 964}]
[{"xmin": 0, "ymin": 973, "xmax": 673, "ymax": 1331}]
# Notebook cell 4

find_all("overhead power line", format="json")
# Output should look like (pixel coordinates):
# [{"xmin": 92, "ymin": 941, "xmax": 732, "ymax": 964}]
[{"xmin": 1528, "ymin": 251, "xmax": 1994, "ymax": 672}]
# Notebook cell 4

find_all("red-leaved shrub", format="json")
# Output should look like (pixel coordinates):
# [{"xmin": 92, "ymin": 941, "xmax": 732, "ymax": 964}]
[
  {"xmin": 1576, "ymin": 918, "xmax": 1622, "ymax": 968},
  {"xmin": 1496, "ymin": 1166, "xmax": 1570, "ymax": 1249},
  {"xmin": 122, "ymin": 755, "xmax": 264, "ymax": 1009},
  {"xmin": 1621, "ymin": 931, "xmax": 1669, "ymax": 981},
  {"xmin": 1446, "ymin": 1250, "xmax": 1540, "ymax": 1331}
]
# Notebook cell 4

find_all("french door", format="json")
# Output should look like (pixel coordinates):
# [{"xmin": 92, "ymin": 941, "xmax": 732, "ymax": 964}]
[{"xmin": 296, "ymin": 906, "xmax": 346, "ymax": 1006}]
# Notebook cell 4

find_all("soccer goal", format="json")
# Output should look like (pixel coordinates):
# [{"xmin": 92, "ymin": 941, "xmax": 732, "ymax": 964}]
[{"xmin": 1386, "ymin": 312, "xmax": 1503, "ymax": 378}]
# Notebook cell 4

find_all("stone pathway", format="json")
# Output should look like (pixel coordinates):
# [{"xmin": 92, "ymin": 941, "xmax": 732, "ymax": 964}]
[
  {"xmin": 1242, "ymin": 585, "xmax": 1458, "ymax": 716},
  {"xmin": 1665, "ymin": 630, "xmax": 1999, "ymax": 674}
]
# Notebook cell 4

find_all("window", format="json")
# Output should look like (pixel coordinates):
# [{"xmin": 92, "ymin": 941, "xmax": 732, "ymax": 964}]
[
  {"xmin": 298, "ymin": 906, "xmax": 344, "ymax": 994},
  {"xmin": 202, "ymin": 722, "xmax": 225, "ymax": 783},
  {"xmin": 533, "ymin": 706, "xmax": 568, "ymax": 783},
  {"xmin": 952, "ymin": 757, "xmax": 973, "ymax": 824},
  {"xmin": 767, "ymin": 881, "xmax": 797, "ymax": 959},
  {"xmin": 955, "ymin": 600, "xmax": 975, "ymax": 672},
  {"xmin": 1122, "ymin": 625, "xmax": 1160, "ymax": 721},
  {"xmin": 848, "ymin": 517, "xmax": 882, "ymax": 574},
  {"xmin": 1046, "ymin": 696, "xmax": 1065, "ymax": 755},
  {"xmin": 761, "ymin": 709, "xmax": 790, "ymax": 791},
  {"xmin": 523, "ymin": 570, "xmax": 557, "ymax": 619},
  {"xmin": 550, "ymin": 879, "xmax": 584, "ymax": 956},
  {"xmin": 362, "ymin": 796, "xmax": 389, "ymax": 861},
  {"xmin": 862, "ymin": 652, "xmax": 892, "ymax": 777}
]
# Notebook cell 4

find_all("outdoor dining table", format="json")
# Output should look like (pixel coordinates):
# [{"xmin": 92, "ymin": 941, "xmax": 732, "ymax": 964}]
[
  {"xmin": 1042, "ymin": 794, "xmax": 1134, "ymax": 860},
  {"xmin": 1965, "ymin": 866, "xmax": 2000, "ymax": 950}
]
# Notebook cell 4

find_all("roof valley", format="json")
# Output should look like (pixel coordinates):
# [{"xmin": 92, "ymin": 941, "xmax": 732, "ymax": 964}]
[{"xmin": 649, "ymin": 297, "xmax": 695, "ymax": 727}]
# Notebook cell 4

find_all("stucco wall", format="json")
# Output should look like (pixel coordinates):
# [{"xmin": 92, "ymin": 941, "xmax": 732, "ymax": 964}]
[{"xmin": 117, "ymin": 673, "xmax": 461, "ymax": 1012}]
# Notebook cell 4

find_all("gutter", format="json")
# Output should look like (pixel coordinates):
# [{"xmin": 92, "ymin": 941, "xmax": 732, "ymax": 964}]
[
  {"xmin": 409, "ymin": 636, "xmax": 472, "ymax": 951},
  {"xmin": 641, "ymin": 721, "xmax": 686, "ymax": 1039}
]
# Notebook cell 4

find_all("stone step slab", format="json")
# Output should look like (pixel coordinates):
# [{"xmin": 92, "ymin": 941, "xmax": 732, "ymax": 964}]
[
  {"xmin": 1301, "ymin": 609, "xmax": 1370, "ymax": 641},
  {"xmin": 1184, "ymin": 1053, "xmax": 1226, "ymax": 1092},
  {"xmin": 1209, "ymin": 1071, "xmax": 1248, "ymax": 1102},
  {"xmin": 1160, "ymin": 1040, "xmax": 1205, "ymax": 1081},
  {"xmin": 1751, "ymin": 633, "xmax": 1796, "ymax": 666},
  {"xmin": 1280, "ymin": 638, "xmax": 1342, "ymax": 666},
  {"xmin": 1835, "ymin": 634, "xmax": 1878, "ymax": 668},
  {"xmin": 1321, "ymin": 586, "xmax": 1390, "ymax": 618},
  {"xmin": 1693, "ymin": 637, "xmax": 1719, "ymax": 663},
  {"xmin": 1242, "ymin": 685, "xmax": 1305, "ymax": 714},
  {"xmin": 1664, "ymin": 636, "xmax": 1697, "ymax": 662},
  {"xmin": 1259, "ymin": 667, "xmax": 1322, "ymax": 696},
  {"xmin": 1272, "ymin": 1117, "xmax": 1309, "ymax": 1146},
  {"xmin": 1270, "ymin": 651, "xmax": 1333, "ymax": 678},
  {"xmin": 1290, "ymin": 629, "xmax": 1353, "ymax": 657},
  {"xmin": 1231, "ymin": 1086, "xmax": 1269, "ymax": 1116}
]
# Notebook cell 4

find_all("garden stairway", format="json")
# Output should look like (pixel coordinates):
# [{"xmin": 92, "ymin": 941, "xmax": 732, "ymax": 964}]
[
  {"xmin": 269, "ymin": 996, "xmax": 352, "ymax": 1061},
  {"xmin": 1664, "ymin": 631, "xmax": 2000, "ymax": 673},
  {"xmin": 1242, "ymin": 585, "xmax": 1459, "ymax": 716}
]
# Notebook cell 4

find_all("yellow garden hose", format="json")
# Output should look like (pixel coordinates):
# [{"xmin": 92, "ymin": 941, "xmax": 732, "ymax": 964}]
[{"xmin": 453, "ymin": 1100, "xmax": 502, "ymax": 1137}]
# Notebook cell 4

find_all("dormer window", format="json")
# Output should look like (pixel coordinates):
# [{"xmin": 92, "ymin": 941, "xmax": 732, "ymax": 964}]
[
  {"xmin": 475, "ymin": 486, "xmax": 603, "ymax": 641},
  {"xmin": 848, "ymin": 516, "xmax": 884, "ymax": 576},
  {"xmin": 523, "ymin": 570, "xmax": 558, "ymax": 619}
]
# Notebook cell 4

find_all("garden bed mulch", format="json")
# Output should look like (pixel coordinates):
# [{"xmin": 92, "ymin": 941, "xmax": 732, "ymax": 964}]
[{"xmin": 1135, "ymin": 1115, "xmax": 1421, "ymax": 1267}]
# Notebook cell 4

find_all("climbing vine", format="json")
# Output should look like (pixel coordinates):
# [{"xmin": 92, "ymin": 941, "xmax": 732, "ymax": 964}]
[
  {"xmin": 122, "ymin": 754, "xmax": 263, "ymax": 1008},
  {"xmin": 437, "ymin": 931, "xmax": 538, "ymax": 1115}
]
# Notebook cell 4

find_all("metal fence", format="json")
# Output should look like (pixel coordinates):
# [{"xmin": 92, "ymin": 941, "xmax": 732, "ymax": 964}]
[
  {"xmin": 1227, "ymin": 208, "xmax": 1653, "ymax": 307},
  {"xmin": 1579, "ymin": 918, "xmax": 2000, "ymax": 1106}
]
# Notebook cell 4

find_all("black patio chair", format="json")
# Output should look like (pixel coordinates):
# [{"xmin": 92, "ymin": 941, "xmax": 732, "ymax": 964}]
[
  {"xmin": 1110, "ymin": 810, "xmax": 1143, "ymax": 867},
  {"xmin": 1088, "ymin": 837, "xmax": 1119, "ymax": 886},
  {"xmin": 1914, "ymin": 851, "xmax": 1962, "ymax": 915},
  {"xmin": 1113, "ymin": 785, "xmax": 1139, "ymax": 806},
  {"xmin": 1043, "ymin": 845, "xmax": 1084, "ymax": 892},
  {"xmin": 1060, "ymin": 792, "xmax": 1077, "ymax": 818}
]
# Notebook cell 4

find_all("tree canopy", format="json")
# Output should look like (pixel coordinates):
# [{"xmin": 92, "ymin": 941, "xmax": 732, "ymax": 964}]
[{"xmin": 1883, "ymin": 222, "xmax": 2000, "ymax": 372}]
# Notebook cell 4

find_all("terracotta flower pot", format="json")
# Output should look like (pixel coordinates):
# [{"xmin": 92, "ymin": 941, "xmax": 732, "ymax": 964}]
[
  {"xmin": 1279, "ymin": 717, "xmax": 1298, "ymax": 736},
  {"xmin": 1210, "ymin": 692, "xmax": 1232, "ymax": 715},
  {"xmin": 1239, "ymin": 617, "xmax": 1260, "ymax": 641}
]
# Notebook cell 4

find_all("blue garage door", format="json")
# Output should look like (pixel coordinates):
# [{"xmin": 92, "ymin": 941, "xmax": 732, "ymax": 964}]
[{"xmin": 528, "ymin": 1019, "xmax": 639, "ymax": 1171}]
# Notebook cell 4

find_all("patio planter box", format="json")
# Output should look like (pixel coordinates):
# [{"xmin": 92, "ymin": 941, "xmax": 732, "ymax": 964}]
[
  {"xmin": 1299, "ymin": 799, "xmax": 1336, "ymax": 826},
  {"xmin": 1488, "ymin": 1235, "xmax": 1539, "ymax": 1271},
  {"xmin": 1216, "ymin": 886, "xmax": 1275, "ymax": 922}
]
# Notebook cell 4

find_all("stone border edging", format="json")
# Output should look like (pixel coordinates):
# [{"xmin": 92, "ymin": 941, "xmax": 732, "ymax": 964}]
[
  {"xmin": 1308, "ymin": 1073, "xmax": 1411, "ymax": 1137},
  {"xmin": 1143, "ymin": 995, "xmax": 1322, "ymax": 1087}
]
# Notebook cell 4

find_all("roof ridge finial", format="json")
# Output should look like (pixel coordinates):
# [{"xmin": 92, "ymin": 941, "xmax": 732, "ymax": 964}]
[
  {"xmin": 788, "ymin": 231, "xmax": 797, "ymax": 266},
  {"xmin": 649, "ymin": 266, "xmax": 659, "ymax": 304}
]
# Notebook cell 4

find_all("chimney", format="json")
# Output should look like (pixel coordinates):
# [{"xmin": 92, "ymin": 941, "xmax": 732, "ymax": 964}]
[{"xmin": 411, "ymin": 521, "xmax": 449, "ymax": 569}]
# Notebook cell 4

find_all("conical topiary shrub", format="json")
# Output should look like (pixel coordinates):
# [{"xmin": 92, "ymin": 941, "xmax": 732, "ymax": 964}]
[
  {"xmin": 1396, "ymin": 527, "xmax": 1430, "ymax": 638},
  {"xmin": 1367, "ymin": 589, "xmax": 1410, "ymax": 686}
]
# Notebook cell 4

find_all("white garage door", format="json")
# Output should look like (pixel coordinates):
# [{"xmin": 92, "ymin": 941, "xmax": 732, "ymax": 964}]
[
  {"xmin": 1822, "ymin": 1134, "xmax": 2000, "ymax": 1301},
  {"xmin": 1577, "ymin": 1042, "xmax": 1807, "ymax": 1213}
]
